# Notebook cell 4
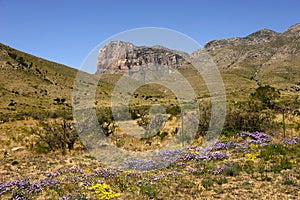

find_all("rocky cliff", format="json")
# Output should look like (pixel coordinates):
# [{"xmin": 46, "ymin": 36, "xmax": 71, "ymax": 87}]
[{"xmin": 96, "ymin": 41, "xmax": 190, "ymax": 74}]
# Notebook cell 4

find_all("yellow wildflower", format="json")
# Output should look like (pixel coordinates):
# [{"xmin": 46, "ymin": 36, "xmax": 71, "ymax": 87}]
[
  {"xmin": 92, "ymin": 183, "xmax": 120, "ymax": 200},
  {"xmin": 190, "ymin": 151, "xmax": 199, "ymax": 155},
  {"xmin": 249, "ymin": 144, "xmax": 259, "ymax": 149},
  {"xmin": 84, "ymin": 168, "xmax": 91, "ymax": 173},
  {"xmin": 245, "ymin": 153, "xmax": 260, "ymax": 162},
  {"xmin": 170, "ymin": 144, "xmax": 182, "ymax": 149}
]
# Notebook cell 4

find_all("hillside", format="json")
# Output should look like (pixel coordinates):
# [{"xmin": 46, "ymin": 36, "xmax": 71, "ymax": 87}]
[{"xmin": 0, "ymin": 43, "xmax": 78, "ymax": 119}]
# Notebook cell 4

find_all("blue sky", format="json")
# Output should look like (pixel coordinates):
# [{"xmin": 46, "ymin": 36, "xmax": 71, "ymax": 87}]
[{"xmin": 1, "ymin": 0, "xmax": 300, "ymax": 69}]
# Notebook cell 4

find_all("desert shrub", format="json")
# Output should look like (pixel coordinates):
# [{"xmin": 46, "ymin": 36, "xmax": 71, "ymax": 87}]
[
  {"xmin": 223, "ymin": 163, "xmax": 241, "ymax": 176},
  {"xmin": 0, "ymin": 113, "xmax": 10, "ymax": 123},
  {"xmin": 131, "ymin": 105, "xmax": 151, "ymax": 127},
  {"xmin": 11, "ymin": 160, "xmax": 19, "ymax": 165},
  {"xmin": 53, "ymin": 97, "xmax": 66, "ymax": 105},
  {"xmin": 129, "ymin": 107, "xmax": 139, "ymax": 120},
  {"xmin": 34, "ymin": 144, "xmax": 50, "ymax": 153},
  {"xmin": 137, "ymin": 115, "xmax": 150, "ymax": 128},
  {"xmin": 251, "ymin": 85, "xmax": 280, "ymax": 109},
  {"xmin": 222, "ymin": 86, "xmax": 281, "ymax": 134},
  {"xmin": 139, "ymin": 183, "xmax": 160, "ymax": 199},
  {"xmin": 29, "ymin": 110, "xmax": 73, "ymax": 121},
  {"xmin": 29, "ymin": 111, "xmax": 49, "ymax": 120},
  {"xmin": 224, "ymin": 99, "xmax": 276, "ymax": 134},
  {"xmin": 31, "ymin": 118, "xmax": 79, "ymax": 151},
  {"xmin": 96, "ymin": 108, "xmax": 115, "ymax": 136},
  {"xmin": 283, "ymin": 179, "xmax": 295, "ymax": 185},
  {"xmin": 215, "ymin": 176, "xmax": 228, "ymax": 185},
  {"xmin": 159, "ymin": 131, "xmax": 168, "ymax": 140},
  {"xmin": 166, "ymin": 105, "xmax": 181, "ymax": 117},
  {"xmin": 195, "ymin": 103, "xmax": 211, "ymax": 138},
  {"xmin": 116, "ymin": 139, "xmax": 125, "ymax": 148},
  {"xmin": 51, "ymin": 110, "xmax": 73, "ymax": 120},
  {"xmin": 8, "ymin": 52, "xmax": 17, "ymax": 60},
  {"xmin": 201, "ymin": 177, "xmax": 214, "ymax": 189},
  {"xmin": 172, "ymin": 127, "xmax": 179, "ymax": 135}
]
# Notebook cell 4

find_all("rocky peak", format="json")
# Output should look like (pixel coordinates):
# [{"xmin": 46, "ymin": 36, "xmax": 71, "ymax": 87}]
[
  {"xmin": 204, "ymin": 37, "xmax": 243, "ymax": 51},
  {"xmin": 282, "ymin": 23, "xmax": 300, "ymax": 38},
  {"xmin": 204, "ymin": 28, "xmax": 279, "ymax": 51},
  {"xmin": 245, "ymin": 28, "xmax": 279, "ymax": 42}
]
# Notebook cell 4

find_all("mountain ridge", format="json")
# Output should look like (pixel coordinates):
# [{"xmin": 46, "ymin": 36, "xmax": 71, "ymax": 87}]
[{"xmin": 95, "ymin": 23, "xmax": 300, "ymax": 91}]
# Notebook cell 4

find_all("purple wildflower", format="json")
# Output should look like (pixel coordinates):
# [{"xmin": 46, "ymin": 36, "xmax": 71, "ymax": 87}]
[{"xmin": 281, "ymin": 138, "xmax": 300, "ymax": 145}]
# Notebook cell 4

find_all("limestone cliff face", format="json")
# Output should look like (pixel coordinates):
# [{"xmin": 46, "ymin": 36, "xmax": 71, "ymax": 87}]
[
  {"xmin": 96, "ymin": 41, "xmax": 134, "ymax": 74},
  {"xmin": 96, "ymin": 41, "xmax": 189, "ymax": 74}
]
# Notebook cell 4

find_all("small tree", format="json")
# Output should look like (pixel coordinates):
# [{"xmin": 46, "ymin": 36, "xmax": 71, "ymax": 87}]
[{"xmin": 251, "ymin": 85, "xmax": 280, "ymax": 109}]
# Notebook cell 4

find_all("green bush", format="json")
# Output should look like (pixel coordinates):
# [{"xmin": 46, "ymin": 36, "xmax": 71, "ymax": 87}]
[
  {"xmin": 283, "ymin": 179, "xmax": 294, "ymax": 185},
  {"xmin": 34, "ymin": 144, "xmax": 50, "ymax": 154},
  {"xmin": 201, "ymin": 177, "xmax": 214, "ymax": 189},
  {"xmin": 271, "ymin": 156, "xmax": 292, "ymax": 173},
  {"xmin": 260, "ymin": 143, "xmax": 286, "ymax": 161},
  {"xmin": 223, "ymin": 164, "xmax": 241, "ymax": 176},
  {"xmin": 159, "ymin": 131, "xmax": 168, "ymax": 140},
  {"xmin": 215, "ymin": 177, "xmax": 228, "ymax": 185},
  {"xmin": 139, "ymin": 183, "xmax": 160, "ymax": 199},
  {"xmin": 166, "ymin": 105, "xmax": 181, "ymax": 117},
  {"xmin": 11, "ymin": 160, "xmax": 19, "ymax": 165},
  {"xmin": 251, "ymin": 85, "xmax": 280, "ymax": 109},
  {"xmin": 96, "ymin": 108, "xmax": 115, "ymax": 136}
]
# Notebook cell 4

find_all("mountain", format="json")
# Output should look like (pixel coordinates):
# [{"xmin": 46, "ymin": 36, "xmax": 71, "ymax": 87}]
[
  {"xmin": 200, "ymin": 24, "xmax": 300, "ymax": 89},
  {"xmin": 96, "ymin": 24, "xmax": 300, "ymax": 91}
]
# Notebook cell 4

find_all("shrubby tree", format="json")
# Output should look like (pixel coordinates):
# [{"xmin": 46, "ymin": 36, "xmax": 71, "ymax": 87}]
[
  {"xmin": 251, "ymin": 85, "xmax": 280, "ymax": 109},
  {"xmin": 31, "ymin": 118, "xmax": 79, "ymax": 151},
  {"xmin": 223, "ymin": 85, "xmax": 280, "ymax": 135}
]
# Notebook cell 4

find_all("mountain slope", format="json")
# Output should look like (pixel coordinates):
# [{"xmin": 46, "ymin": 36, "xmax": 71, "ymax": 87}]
[
  {"xmin": 200, "ymin": 24, "xmax": 300, "ymax": 90},
  {"xmin": 0, "ymin": 43, "xmax": 78, "ymax": 117}
]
